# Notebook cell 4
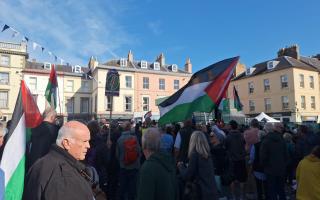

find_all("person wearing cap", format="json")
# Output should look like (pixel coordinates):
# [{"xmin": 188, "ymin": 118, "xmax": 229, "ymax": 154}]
[{"xmin": 23, "ymin": 121, "xmax": 93, "ymax": 200}]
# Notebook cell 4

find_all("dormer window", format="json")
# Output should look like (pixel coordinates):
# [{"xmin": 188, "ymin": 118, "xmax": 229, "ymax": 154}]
[
  {"xmin": 120, "ymin": 58, "xmax": 127, "ymax": 67},
  {"xmin": 267, "ymin": 61, "xmax": 279, "ymax": 70},
  {"xmin": 73, "ymin": 65, "xmax": 82, "ymax": 73},
  {"xmin": 171, "ymin": 64, "xmax": 177, "ymax": 72},
  {"xmin": 153, "ymin": 62, "xmax": 160, "ymax": 70},
  {"xmin": 141, "ymin": 60, "xmax": 148, "ymax": 69},
  {"xmin": 44, "ymin": 62, "xmax": 51, "ymax": 70},
  {"xmin": 246, "ymin": 67, "xmax": 255, "ymax": 76}
]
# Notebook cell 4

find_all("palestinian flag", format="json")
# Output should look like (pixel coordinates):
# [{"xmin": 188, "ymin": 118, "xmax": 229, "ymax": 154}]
[
  {"xmin": 45, "ymin": 64, "xmax": 58, "ymax": 108},
  {"xmin": 144, "ymin": 111, "xmax": 152, "ymax": 119},
  {"xmin": 158, "ymin": 57, "xmax": 239, "ymax": 125},
  {"xmin": 0, "ymin": 80, "xmax": 42, "ymax": 199},
  {"xmin": 233, "ymin": 85, "xmax": 243, "ymax": 111}
]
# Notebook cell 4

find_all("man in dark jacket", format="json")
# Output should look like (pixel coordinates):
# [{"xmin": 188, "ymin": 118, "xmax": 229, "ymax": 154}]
[
  {"xmin": 27, "ymin": 108, "xmax": 59, "ymax": 170},
  {"xmin": 23, "ymin": 121, "xmax": 93, "ymax": 200},
  {"xmin": 137, "ymin": 128, "xmax": 178, "ymax": 200},
  {"xmin": 225, "ymin": 120, "xmax": 247, "ymax": 199},
  {"xmin": 260, "ymin": 122, "xmax": 288, "ymax": 200}
]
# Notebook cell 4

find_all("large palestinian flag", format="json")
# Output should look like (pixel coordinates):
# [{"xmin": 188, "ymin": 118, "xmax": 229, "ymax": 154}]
[
  {"xmin": 45, "ymin": 64, "xmax": 58, "ymax": 108},
  {"xmin": 158, "ymin": 57, "xmax": 239, "ymax": 125},
  {"xmin": 0, "ymin": 80, "xmax": 42, "ymax": 199}
]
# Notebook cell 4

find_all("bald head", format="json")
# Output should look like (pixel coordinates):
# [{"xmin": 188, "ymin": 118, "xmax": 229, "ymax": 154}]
[{"xmin": 56, "ymin": 121, "xmax": 90, "ymax": 160}]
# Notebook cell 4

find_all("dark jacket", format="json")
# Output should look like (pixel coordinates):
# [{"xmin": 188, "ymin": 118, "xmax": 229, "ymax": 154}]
[
  {"xmin": 260, "ymin": 132, "xmax": 288, "ymax": 176},
  {"xmin": 23, "ymin": 144, "xmax": 93, "ymax": 200},
  {"xmin": 27, "ymin": 121, "xmax": 59, "ymax": 170},
  {"xmin": 296, "ymin": 132, "xmax": 320, "ymax": 161},
  {"xmin": 180, "ymin": 151, "xmax": 217, "ymax": 200},
  {"xmin": 178, "ymin": 126, "xmax": 194, "ymax": 162},
  {"xmin": 225, "ymin": 130, "xmax": 246, "ymax": 161},
  {"xmin": 137, "ymin": 152, "xmax": 178, "ymax": 200}
]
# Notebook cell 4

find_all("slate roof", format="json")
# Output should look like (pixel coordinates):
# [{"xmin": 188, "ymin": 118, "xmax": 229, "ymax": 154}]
[
  {"xmin": 233, "ymin": 56, "xmax": 319, "ymax": 81},
  {"xmin": 25, "ymin": 61, "xmax": 90, "ymax": 75},
  {"xmin": 103, "ymin": 59, "xmax": 188, "ymax": 74}
]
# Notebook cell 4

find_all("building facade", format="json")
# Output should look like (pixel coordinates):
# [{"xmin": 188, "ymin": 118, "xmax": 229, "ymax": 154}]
[
  {"xmin": 89, "ymin": 51, "xmax": 192, "ymax": 121},
  {"xmin": 0, "ymin": 41, "xmax": 192, "ymax": 122},
  {"xmin": 229, "ymin": 45, "xmax": 320, "ymax": 123},
  {"xmin": 0, "ymin": 41, "xmax": 28, "ymax": 121}
]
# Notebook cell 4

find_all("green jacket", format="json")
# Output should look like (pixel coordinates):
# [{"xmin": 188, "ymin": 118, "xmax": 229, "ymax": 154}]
[{"xmin": 137, "ymin": 152, "xmax": 178, "ymax": 200}]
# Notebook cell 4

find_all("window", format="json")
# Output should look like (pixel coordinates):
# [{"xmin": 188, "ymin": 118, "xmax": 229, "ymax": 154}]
[
  {"xmin": 124, "ymin": 96, "xmax": 132, "ymax": 112},
  {"xmin": 81, "ymin": 80, "xmax": 89, "ymax": 92},
  {"xmin": 265, "ymin": 98, "xmax": 271, "ymax": 111},
  {"xmin": 281, "ymin": 75, "xmax": 288, "ymax": 88},
  {"xmin": 106, "ymin": 96, "xmax": 112, "ymax": 111},
  {"xmin": 29, "ymin": 77, "xmax": 37, "ymax": 90},
  {"xmin": 80, "ymin": 97, "xmax": 89, "ymax": 113},
  {"xmin": 248, "ymin": 82, "xmax": 254, "ymax": 93},
  {"xmin": 299, "ymin": 74, "xmax": 304, "ymax": 87},
  {"xmin": 143, "ymin": 77, "xmax": 149, "ymax": 89},
  {"xmin": 174, "ymin": 80, "xmax": 180, "ymax": 90},
  {"xmin": 153, "ymin": 62, "xmax": 160, "ymax": 70},
  {"xmin": 66, "ymin": 97, "xmax": 74, "ymax": 113},
  {"xmin": 311, "ymin": 96, "xmax": 316, "ymax": 109},
  {"xmin": 0, "ymin": 72, "xmax": 9, "ymax": 85},
  {"xmin": 141, "ymin": 61, "xmax": 148, "ymax": 69},
  {"xmin": 0, "ymin": 55, "xmax": 10, "ymax": 66},
  {"xmin": 66, "ymin": 80, "xmax": 74, "ymax": 92},
  {"xmin": 301, "ymin": 96, "xmax": 306, "ymax": 109},
  {"xmin": 142, "ymin": 97, "xmax": 149, "ymax": 111},
  {"xmin": 263, "ymin": 79, "xmax": 270, "ymax": 91},
  {"xmin": 120, "ymin": 58, "xmax": 127, "ymax": 67},
  {"xmin": 159, "ymin": 79, "xmax": 165, "ymax": 90},
  {"xmin": 0, "ymin": 91, "xmax": 8, "ymax": 108},
  {"xmin": 125, "ymin": 76, "xmax": 132, "ymax": 88},
  {"xmin": 249, "ymin": 100, "xmax": 255, "ymax": 112},
  {"xmin": 309, "ymin": 76, "xmax": 314, "ymax": 89},
  {"xmin": 281, "ymin": 96, "xmax": 289, "ymax": 110}
]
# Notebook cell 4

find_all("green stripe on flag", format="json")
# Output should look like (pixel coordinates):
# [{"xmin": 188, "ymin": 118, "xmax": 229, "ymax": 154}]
[
  {"xmin": 159, "ymin": 94, "xmax": 215, "ymax": 125},
  {"xmin": 4, "ymin": 156, "xmax": 25, "ymax": 199}
]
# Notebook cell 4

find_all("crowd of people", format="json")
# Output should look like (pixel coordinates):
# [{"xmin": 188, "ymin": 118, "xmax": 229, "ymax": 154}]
[{"xmin": 0, "ymin": 107, "xmax": 320, "ymax": 200}]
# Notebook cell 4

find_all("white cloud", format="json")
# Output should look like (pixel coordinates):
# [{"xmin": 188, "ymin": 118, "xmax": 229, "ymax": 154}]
[{"xmin": 0, "ymin": 0, "xmax": 135, "ymax": 66}]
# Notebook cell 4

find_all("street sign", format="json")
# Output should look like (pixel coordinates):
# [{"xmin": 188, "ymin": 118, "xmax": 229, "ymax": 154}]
[{"xmin": 105, "ymin": 69, "xmax": 120, "ymax": 96}]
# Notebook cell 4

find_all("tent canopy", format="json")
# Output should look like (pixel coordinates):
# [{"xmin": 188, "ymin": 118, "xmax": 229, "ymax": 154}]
[{"xmin": 254, "ymin": 112, "xmax": 280, "ymax": 122}]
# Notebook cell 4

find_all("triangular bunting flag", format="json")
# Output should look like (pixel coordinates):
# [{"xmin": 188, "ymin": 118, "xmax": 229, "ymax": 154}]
[{"xmin": 1, "ymin": 24, "xmax": 10, "ymax": 32}]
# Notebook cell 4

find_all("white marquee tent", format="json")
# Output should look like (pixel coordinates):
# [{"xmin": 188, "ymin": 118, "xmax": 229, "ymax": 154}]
[{"xmin": 254, "ymin": 112, "xmax": 280, "ymax": 123}]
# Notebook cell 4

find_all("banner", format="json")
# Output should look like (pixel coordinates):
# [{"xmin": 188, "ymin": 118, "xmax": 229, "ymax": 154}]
[{"xmin": 105, "ymin": 69, "xmax": 120, "ymax": 96}]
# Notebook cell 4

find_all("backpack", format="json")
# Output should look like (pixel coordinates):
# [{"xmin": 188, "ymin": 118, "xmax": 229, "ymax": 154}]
[{"xmin": 123, "ymin": 136, "xmax": 138, "ymax": 165}]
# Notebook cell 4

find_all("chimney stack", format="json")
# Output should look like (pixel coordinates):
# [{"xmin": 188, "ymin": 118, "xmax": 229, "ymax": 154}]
[
  {"xmin": 156, "ymin": 53, "xmax": 165, "ymax": 67},
  {"xmin": 277, "ymin": 44, "xmax": 300, "ymax": 60},
  {"xmin": 128, "ymin": 50, "xmax": 134, "ymax": 62},
  {"xmin": 184, "ymin": 58, "xmax": 192, "ymax": 73}
]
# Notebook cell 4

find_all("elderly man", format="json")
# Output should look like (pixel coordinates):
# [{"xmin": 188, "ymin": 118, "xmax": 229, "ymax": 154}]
[
  {"xmin": 137, "ymin": 128, "xmax": 178, "ymax": 200},
  {"xmin": 23, "ymin": 121, "xmax": 93, "ymax": 200}
]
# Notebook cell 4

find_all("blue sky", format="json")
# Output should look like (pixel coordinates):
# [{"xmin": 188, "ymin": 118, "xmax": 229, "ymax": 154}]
[{"xmin": 1, "ymin": 0, "xmax": 320, "ymax": 72}]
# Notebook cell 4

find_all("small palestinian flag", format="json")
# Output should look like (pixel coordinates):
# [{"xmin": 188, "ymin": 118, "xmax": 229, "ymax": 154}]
[
  {"xmin": 144, "ymin": 111, "xmax": 152, "ymax": 119},
  {"xmin": 45, "ymin": 64, "xmax": 58, "ymax": 108},
  {"xmin": 233, "ymin": 86, "xmax": 243, "ymax": 111},
  {"xmin": 0, "ymin": 80, "xmax": 42, "ymax": 199}
]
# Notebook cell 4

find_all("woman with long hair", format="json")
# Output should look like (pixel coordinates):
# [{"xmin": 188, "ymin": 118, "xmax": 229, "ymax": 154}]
[{"xmin": 178, "ymin": 131, "xmax": 217, "ymax": 200}]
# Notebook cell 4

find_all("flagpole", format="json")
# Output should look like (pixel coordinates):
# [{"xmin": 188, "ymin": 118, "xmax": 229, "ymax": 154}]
[{"xmin": 57, "ymin": 84, "xmax": 62, "ymax": 116}]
